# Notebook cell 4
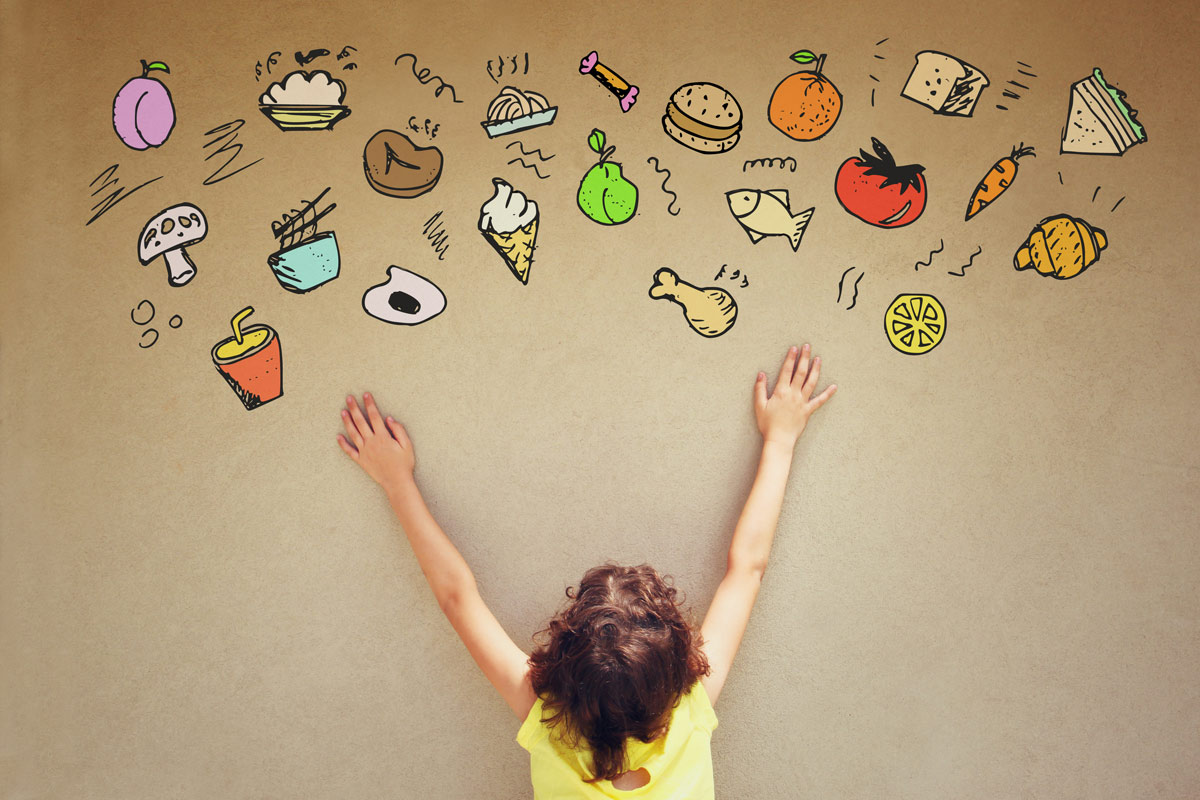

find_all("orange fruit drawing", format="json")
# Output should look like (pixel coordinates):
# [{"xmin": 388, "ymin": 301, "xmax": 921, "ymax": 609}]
[{"xmin": 768, "ymin": 51, "xmax": 843, "ymax": 141}]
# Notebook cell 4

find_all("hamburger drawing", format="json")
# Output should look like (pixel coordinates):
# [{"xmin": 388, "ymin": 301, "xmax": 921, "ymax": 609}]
[{"xmin": 662, "ymin": 82, "xmax": 742, "ymax": 154}]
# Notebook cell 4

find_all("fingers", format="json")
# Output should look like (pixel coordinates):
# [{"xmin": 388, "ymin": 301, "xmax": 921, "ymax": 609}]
[
  {"xmin": 386, "ymin": 416, "xmax": 410, "ymax": 446},
  {"xmin": 341, "ymin": 408, "xmax": 364, "ymax": 447},
  {"xmin": 754, "ymin": 372, "xmax": 768, "ymax": 411},
  {"xmin": 810, "ymin": 383, "xmax": 837, "ymax": 410},
  {"xmin": 346, "ymin": 394, "xmax": 372, "ymax": 437},
  {"xmin": 775, "ymin": 346, "xmax": 798, "ymax": 391},
  {"xmin": 364, "ymin": 392, "xmax": 386, "ymax": 432},
  {"xmin": 802, "ymin": 356, "xmax": 821, "ymax": 397},
  {"xmin": 794, "ymin": 343, "xmax": 810, "ymax": 388},
  {"xmin": 336, "ymin": 433, "xmax": 359, "ymax": 459}
]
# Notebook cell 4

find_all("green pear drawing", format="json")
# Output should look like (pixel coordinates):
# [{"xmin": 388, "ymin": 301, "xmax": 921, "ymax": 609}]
[{"xmin": 577, "ymin": 129, "xmax": 638, "ymax": 225}]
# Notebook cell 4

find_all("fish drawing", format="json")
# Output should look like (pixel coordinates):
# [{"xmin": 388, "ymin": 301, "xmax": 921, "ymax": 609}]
[{"xmin": 725, "ymin": 189, "xmax": 814, "ymax": 251}]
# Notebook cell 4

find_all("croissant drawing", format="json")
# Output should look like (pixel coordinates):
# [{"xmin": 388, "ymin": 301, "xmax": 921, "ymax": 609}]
[{"xmin": 1013, "ymin": 214, "xmax": 1107, "ymax": 280}]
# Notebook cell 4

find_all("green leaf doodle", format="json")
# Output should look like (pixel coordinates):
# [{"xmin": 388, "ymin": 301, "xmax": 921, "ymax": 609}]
[
  {"xmin": 588, "ymin": 129, "xmax": 605, "ymax": 154},
  {"xmin": 789, "ymin": 50, "xmax": 817, "ymax": 64}
]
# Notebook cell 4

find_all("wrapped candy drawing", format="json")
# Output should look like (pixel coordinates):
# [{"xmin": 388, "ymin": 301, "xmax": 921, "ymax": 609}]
[{"xmin": 1013, "ymin": 214, "xmax": 1107, "ymax": 280}]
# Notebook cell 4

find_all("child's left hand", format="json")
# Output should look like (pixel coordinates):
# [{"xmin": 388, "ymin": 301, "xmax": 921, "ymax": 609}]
[{"xmin": 337, "ymin": 393, "xmax": 415, "ymax": 492}]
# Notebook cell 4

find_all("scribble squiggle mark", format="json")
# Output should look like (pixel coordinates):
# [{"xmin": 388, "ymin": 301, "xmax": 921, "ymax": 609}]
[
  {"xmin": 394, "ymin": 54, "xmax": 463, "ymax": 103},
  {"xmin": 948, "ymin": 246, "xmax": 982, "ymax": 277},
  {"xmin": 914, "ymin": 240, "xmax": 944, "ymax": 271},
  {"xmin": 743, "ymin": 156, "xmax": 797, "ymax": 173},
  {"xmin": 846, "ymin": 273, "xmax": 864, "ymax": 310},
  {"xmin": 507, "ymin": 158, "xmax": 549, "ymax": 180},
  {"xmin": 505, "ymin": 140, "xmax": 554, "ymax": 162},
  {"xmin": 423, "ymin": 211, "xmax": 450, "ymax": 260},
  {"xmin": 836, "ymin": 267, "xmax": 854, "ymax": 303},
  {"xmin": 646, "ymin": 157, "xmax": 680, "ymax": 216}
]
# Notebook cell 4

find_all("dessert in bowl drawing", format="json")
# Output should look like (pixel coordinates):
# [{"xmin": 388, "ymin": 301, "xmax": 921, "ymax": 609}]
[{"xmin": 259, "ymin": 70, "xmax": 350, "ymax": 131}]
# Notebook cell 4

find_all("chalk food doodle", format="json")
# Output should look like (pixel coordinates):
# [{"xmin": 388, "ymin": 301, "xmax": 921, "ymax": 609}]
[
  {"xmin": 362, "ymin": 266, "xmax": 447, "ymax": 325},
  {"xmin": 481, "ymin": 86, "xmax": 557, "ymax": 138},
  {"xmin": 884, "ymin": 294, "xmax": 946, "ymax": 356},
  {"xmin": 1013, "ymin": 215, "xmax": 1107, "ymax": 279},
  {"xmin": 580, "ymin": 51, "xmax": 638, "ymax": 112},
  {"xmin": 479, "ymin": 178, "xmax": 540, "ymax": 285},
  {"xmin": 835, "ymin": 138, "xmax": 927, "ymax": 228},
  {"xmin": 1060, "ymin": 68, "xmax": 1146, "ymax": 155},
  {"xmin": 362, "ymin": 130, "xmax": 443, "ymax": 198},
  {"xmin": 267, "ymin": 188, "xmax": 340, "ymax": 293},
  {"xmin": 649, "ymin": 268, "xmax": 738, "ymax": 338},
  {"xmin": 726, "ymin": 189, "xmax": 814, "ymax": 251},
  {"xmin": 901, "ymin": 51, "xmax": 989, "ymax": 117},
  {"xmin": 113, "ymin": 60, "xmax": 175, "ymax": 150},
  {"xmin": 663, "ymin": 82, "xmax": 743, "ymax": 154},
  {"xmin": 130, "ymin": 299, "xmax": 181, "ymax": 349},
  {"xmin": 138, "ymin": 204, "xmax": 207, "ymax": 287},
  {"xmin": 577, "ymin": 129, "xmax": 638, "ymax": 225},
  {"xmin": 965, "ymin": 144, "xmax": 1035, "ymax": 221},
  {"xmin": 258, "ymin": 70, "xmax": 350, "ymax": 131},
  {"xmin": 212, "ymin": 307, "xmax": 282, "ymax": 411},
  {"xmin": 768, "ymin": 50, "xmax": 842, "ymax": 141}
]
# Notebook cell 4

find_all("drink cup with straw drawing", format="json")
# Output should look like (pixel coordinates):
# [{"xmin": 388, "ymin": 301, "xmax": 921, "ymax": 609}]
[{"xmin": 212, "ymin": 306, "xmax": 282, "ymax": 410}]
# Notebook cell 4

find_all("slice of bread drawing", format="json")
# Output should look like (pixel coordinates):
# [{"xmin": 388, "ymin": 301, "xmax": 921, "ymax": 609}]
[{"xmin": 901, "ymin": 51, "xmax": 989, "ymax": 117}]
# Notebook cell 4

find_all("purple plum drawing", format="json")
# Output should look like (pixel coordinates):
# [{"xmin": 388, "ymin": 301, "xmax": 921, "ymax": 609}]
[{"xmin": 113, "ymin": 60, "xmax": 176, "ymax": 150}]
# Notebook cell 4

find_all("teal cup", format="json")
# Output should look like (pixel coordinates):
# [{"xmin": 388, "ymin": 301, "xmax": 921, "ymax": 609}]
[{"xmin": 268, "ymin": 231, "xmax": 340, "ymax": 293}]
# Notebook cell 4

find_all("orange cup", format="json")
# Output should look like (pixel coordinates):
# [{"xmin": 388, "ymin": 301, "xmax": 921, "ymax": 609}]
[{"xmin": 211, "ymin": 324, "xmax": 283, "ymax": 410}]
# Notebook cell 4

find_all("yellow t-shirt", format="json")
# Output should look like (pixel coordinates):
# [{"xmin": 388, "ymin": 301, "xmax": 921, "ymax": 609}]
[{"xmin": 516, "ymin": 680, "xmax": 718, "ymax": 799}]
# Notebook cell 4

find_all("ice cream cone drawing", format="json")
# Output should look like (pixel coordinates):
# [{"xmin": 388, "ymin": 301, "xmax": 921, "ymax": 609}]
[
  {"xmin": 649, "ymin": 268, "xmax": 737, "ymax": 338},
  {"xmin": 478, "ymin": 178, "xmax": 539, "ymax": 284},
  {"xmin": 211, "ymin": 307, "xmax": 282, "ymax": 410}
]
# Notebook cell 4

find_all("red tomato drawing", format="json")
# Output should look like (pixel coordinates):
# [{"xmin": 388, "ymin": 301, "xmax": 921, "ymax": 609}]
[{"xmin": 835, "ymin": 138, "xmax": 927, "ymax": 228}]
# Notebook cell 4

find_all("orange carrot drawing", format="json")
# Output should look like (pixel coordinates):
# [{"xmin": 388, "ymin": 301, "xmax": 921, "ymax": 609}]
[{"xmin": 965, "ymin": 144, "xmax": 1035, "ymax": 220}]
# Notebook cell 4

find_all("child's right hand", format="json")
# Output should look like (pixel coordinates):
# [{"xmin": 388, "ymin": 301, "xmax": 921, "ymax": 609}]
[{"xmin": 754, "ymin": 344, "xmax": 837, "ymax": 447}]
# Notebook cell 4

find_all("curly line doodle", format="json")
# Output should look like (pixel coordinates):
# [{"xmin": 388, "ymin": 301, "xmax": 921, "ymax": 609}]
[
  {"xmin": 646, "ymin": 156, "xmax": 680, "ymax": 216},
  {"xmin": 488, "ymin": 53, "xmax": 529, "ymax": 84},
  {"xmin": 836, "ymin": 267, "xmax": 864, "ymax": 309},
  {"xmin": 295, "ymin": 49, "xmax": 329, "ymax": 67},
  {"xmin": 254, "ymin": 51, "xmax": 282, "ymax": 81},
  {"xmin": 394, "ymin": 53, "xmax": 463, "ymax": 103},
  {"xmin": 742, "ymin": 156, "xmax": 797, "ymax": 173},
  {"xmin": 948, "ymin": 246, "xmax": 982, "ymax": 277},
  {"xmin": 86, "ymin": 164, "xmax": 163, "ymax": 226},
  {"xmin": 913, "ymin": 239, "xmax": 944, "ymax": 271},
  {"xmin": 507, "ymin": 157, "xmax": 549, "ymax": 180},
  {"xmin": 423, "ymin": 211, "xmax": 450, "ymax": 260},
  {"xmin": 407, "ymin": 116, "xmax": 440, "ymax": 138},
  {"xmin": 505, "ymin": 140, "xmax": 554, "ymax": 162},
  {"xmin": 337, "ymin": 46, "xmax": 357, "ymax": 60},
  {"xmin": 202, "ymin": 119, "xmax": 263, "ymax": 186}
]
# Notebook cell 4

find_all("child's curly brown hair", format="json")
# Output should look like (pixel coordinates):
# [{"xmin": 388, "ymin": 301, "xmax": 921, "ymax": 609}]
[{"xmin": 527, "ymin": 563, "xmax": 711, "ymax": 783}]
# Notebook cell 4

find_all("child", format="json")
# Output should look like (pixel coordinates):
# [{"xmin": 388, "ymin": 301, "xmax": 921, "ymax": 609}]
[{"xmin": 337, "ymin": 344, "xmax": 835, "ymax": 797}]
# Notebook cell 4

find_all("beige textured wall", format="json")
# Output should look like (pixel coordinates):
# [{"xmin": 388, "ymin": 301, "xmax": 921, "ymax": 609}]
[{"xmin": 2, "ymin": 0, "xmax": 1198, "ymax": 797}]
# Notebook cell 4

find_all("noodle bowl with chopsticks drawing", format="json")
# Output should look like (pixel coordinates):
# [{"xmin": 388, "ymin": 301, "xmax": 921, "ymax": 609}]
[{"xmin": 267, "ymin": 187, "xmax": 341, "ymax": 293}]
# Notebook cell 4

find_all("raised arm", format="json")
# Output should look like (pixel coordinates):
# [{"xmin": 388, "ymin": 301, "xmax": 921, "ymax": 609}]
[
  {"xmin": 700, "ymin": 345, "xmax": 835, "ymax": 706},
  {"xmin": 338, "ymin": 394, "xmax": 536, "ymax": 720}
]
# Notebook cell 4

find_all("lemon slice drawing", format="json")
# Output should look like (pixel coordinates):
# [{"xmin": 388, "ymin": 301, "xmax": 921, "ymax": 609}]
[{"xmin": 884, "ymin": 293, "xmax": 946, "ymax": 355}]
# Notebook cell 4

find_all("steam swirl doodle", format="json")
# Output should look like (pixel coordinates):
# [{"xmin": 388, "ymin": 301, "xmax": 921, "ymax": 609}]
[
  {"xmin": 394, "ymin": 53, "xmax": 463, "ymax": 103},
  {"xmin": 645, "ymin": 156, "xmax": 680, "ymax": 216}
]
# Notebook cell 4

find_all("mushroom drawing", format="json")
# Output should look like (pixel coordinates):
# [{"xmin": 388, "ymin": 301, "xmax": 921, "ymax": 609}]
[{"xmin": 138, "ymin": 204, "xmax": 207, "ymax": 286}]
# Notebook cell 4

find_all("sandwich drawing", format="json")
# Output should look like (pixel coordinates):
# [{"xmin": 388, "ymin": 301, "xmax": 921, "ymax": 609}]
[
  {"xmin": 901, "ymin": 51, "xmax": 989, "ymax": 117},
  {"xmin": 1060, "ymin": 68, "xmax": 1146, "ymax": 156},
  {"xmin": 478, "ymin": 178, "xmax": 539, "ymax": 284}
]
